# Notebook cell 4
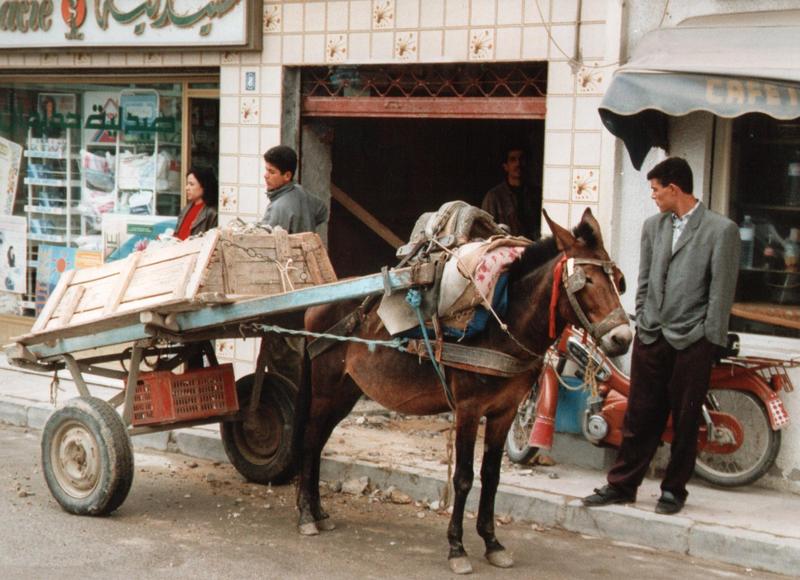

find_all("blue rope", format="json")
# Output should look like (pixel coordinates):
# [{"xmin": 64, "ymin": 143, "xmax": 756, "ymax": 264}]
[{"xmin": 405, "ymin": 289, "xmax": 455, "ymax": 409}]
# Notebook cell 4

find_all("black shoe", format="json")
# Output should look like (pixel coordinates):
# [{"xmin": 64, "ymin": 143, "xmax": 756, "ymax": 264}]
[
  {"xmin": 582, "ymin": 485, "xmax": 635, "ymax": 507},
  {"xmin": 655, "ymin": 491, "xmax": 685, "ymax": 515}
]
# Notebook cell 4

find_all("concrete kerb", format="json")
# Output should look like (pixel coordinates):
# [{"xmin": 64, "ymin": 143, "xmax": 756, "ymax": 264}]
[{"xmin": 2, "ymin": 393, "xmax": 800, "ymax": 576}]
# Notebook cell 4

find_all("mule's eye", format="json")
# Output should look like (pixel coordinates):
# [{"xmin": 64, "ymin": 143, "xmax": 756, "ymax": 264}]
[
  {"xmin": 617, "ymin": 276, "xmax": 627, "ymax": 294},
  {"xmin": 585, "ymin": 276, "xmax": 594, "ymax": 285}
]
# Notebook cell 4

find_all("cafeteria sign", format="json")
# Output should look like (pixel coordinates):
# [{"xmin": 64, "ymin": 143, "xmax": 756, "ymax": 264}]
[{"xmin": 0, "ymin": 0, "xmax": 261, "ymax": 50}]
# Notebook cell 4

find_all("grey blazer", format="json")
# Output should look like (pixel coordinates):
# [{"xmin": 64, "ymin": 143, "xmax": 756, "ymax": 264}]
[{"xmin": 635, "ymin": 202, "xmax": 740, "ymax": 349}]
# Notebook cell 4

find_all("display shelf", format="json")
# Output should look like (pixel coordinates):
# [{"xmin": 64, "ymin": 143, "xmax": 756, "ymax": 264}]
[
  {"xmin": 23, "ymin": 177, "xmax": 81, "ymax": 187},
  {"xmin": 29, "ymin": 233, "xmax": 70, "ymax": 243},
  {"xmin": 24, "ymin": 205, "xmax": 73, "ymax": 215},
  {"xmin": 24, "ymin": 150, "xmax": 78, "ymax": 160}
]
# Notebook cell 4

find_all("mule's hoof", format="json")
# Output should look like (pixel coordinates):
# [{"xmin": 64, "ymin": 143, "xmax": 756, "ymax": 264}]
[
  {"xmin": 448, "ymin": 556, "xmax": 473, "ymax": 575},
  {"xmin": 298, "ymin": 522, "xmax": 320, "ymax": 536},
  {"xmin": 316, "ymin": 518, "xmax": 336, "ymax": 531},
  {"xmin": 486, "ymin": 549, "xmax": 514, "ymax": 568}
]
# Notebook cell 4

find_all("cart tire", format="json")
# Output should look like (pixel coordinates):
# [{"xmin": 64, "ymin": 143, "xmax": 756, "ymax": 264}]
[
  {"xmin": 221, "ymin": 373, "xmax": 297, "ymax": 485},
  {"xmin": 41, "ymin": 397, "xmax": 134, "ymax": 516}
]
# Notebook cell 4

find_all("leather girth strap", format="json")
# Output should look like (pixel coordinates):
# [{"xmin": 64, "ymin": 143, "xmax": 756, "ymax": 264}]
[{"xmin": 404, "ymin": 339, "xmax": 536, "ymax": 378}]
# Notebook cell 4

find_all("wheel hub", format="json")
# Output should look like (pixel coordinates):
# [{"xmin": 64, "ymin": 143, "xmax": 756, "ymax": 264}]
[{"xmin": 53, "ymin": 423, "xmax": 100, "ymax": 497}]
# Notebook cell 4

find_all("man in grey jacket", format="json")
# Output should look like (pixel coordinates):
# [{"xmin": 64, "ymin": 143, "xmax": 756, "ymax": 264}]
[
  {"xmin": 583, "ymin": 157, "xmax": 740, "ymax": 515},
  {"xmin": 260, "ymin": 145, "xmax": 328, "ymax": 234}
]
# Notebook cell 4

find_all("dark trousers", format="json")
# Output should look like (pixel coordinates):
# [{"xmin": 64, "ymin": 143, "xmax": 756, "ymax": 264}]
[{"xmin": 607, "ymin": 333, "xmax": 715, "ymax": 501}]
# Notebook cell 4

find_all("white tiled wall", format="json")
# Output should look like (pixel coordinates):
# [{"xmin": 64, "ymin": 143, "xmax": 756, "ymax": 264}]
[{"xmin": 10, "ymin": 0, "xmax": 618, "ymax": 369}]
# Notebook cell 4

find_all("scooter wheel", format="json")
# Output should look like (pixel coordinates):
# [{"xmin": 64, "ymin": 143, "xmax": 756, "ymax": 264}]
[
  {"xmin": 694, "ymin": 390, "xmax": 781, "ymax": 487},
  {"xmin": 505, "ymin": 387, "xmax": 540, "ymax": 464}
]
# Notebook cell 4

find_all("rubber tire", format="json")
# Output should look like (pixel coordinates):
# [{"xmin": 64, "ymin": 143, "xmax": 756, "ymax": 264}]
[
  {"xmin": 505, "ymin": 384, "xmax": 540, "ymax": 464},
  {"xmin": 694, "ymin": 390, "xmax": 781, "ymax": 488},
  {"xmin": 221, "ymin": 372, "xmax": 297, "ymax": 485},
  {"xmin": 41, "ymin": 396, "xmax": 134, "ymax": 516}
]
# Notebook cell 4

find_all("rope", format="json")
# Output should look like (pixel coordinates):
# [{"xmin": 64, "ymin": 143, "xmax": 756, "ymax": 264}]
[
  {"xmin": 242, "ymin": 322, "xmax": 409, "ymax": 354},
  {"xmin": 428, "ymin": 239, "xmax": 539, "ymax": 360},
  {"xmin": 49, "ymin": 372, "xmax": 62, "ymax": 406},
  {"xmin": 405, "ymin": 289, "xmax": 456, "ymax": 410}
]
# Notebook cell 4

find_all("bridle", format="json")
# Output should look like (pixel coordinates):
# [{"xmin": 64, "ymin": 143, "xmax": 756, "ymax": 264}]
[{"xmin": 549, "ymin": 254, "xmax": 629, "ymax": 341}]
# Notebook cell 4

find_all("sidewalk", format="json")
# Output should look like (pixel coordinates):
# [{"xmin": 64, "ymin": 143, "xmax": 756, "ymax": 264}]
[{"xmin": 1, "ymin": 356, "xmax": 799, "ymax": 577}]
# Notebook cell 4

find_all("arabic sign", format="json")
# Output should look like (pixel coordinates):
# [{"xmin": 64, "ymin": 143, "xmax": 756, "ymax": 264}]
[
  {"xmin": 0, "ymin": 0, "xmax": 260, "ymax": 50},
  {"xmin": 0, "ymin": 136, "xmax": 22, "ymax": 215}
]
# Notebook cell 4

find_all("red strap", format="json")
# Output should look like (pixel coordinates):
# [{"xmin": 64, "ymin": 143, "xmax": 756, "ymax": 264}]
[{"xmin": 549, "ymin": 254, "xmax": 567, "ymax": 339}]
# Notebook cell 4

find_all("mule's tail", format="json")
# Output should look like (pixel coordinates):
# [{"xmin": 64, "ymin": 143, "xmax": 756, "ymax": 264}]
[{"xmin": 290, "ymin": 342, "xmax": 313, "ymax": 474}]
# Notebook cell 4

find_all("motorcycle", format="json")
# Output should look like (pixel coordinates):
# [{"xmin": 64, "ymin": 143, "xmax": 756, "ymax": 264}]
[{"xmin": 506, "ymin": 325, "xmax": 796, "ymax": 487}]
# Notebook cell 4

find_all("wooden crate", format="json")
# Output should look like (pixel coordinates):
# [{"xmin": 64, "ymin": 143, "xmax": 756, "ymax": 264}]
[{"xmin": 18, "ymin": 227, "xmax": 336, "ymax": 343}]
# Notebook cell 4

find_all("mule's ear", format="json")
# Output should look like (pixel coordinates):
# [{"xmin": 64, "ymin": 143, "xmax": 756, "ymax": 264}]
[
  {"xmin": 543, "ymin": 209, "xmax": 575, "ymax": 252},
  {"xmin": 580, "ymin": 207, "xmax": 604, "ymax": 247}
]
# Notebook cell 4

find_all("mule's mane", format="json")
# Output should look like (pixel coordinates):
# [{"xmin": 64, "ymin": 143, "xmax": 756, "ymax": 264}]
[{"xmin": 507, "ymin": 220, "xmax": 600, "ymax": 282}]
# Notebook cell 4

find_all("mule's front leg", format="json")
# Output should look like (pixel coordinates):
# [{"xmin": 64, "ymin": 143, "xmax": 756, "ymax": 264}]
[
  {"xmin": 447, "ymin": 412, "xmax": 480, "ymax": 574},
  {"xmin": 476, "ymin": 415, "xmax": 514, "ymax": 568}
]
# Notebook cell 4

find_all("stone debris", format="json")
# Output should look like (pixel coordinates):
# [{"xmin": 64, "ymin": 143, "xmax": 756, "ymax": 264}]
[
  {"xmin": 548, "ymin": 473, "xmax": 560, "ymax": 480},
  {"xmin": 389, "ymin": 490, "xmax": 412, "ymax": 505},
  {"xmin": 341, "ymin": 476, "xmax": 370, "ymax": 496},
  {"xmin": 496, "ymin": 514, "xmax": 513, "ymax": 525}
]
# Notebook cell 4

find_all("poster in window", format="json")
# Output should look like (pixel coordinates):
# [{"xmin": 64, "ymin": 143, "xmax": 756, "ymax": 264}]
[
  {"xmin": 83, "ymin": 91, "xmax": 121, "ymax": 144},
  {"xmin": 0, "ymin": 216, "xmax": 26, "ymax": 293},
  {"xmin": 0, "ymin": 136, "xmax": 22, "ymax": 215},
  {"xmin": 37, "ymin": 93, "xmax": 77, "ymax": 139},
  {"xmin": 101, "ymin": 213, "xmax": 177, "ymax": 262},
  {"xmin": 34, "ymin": 245, "xmax": 102, "ymax": 315}
]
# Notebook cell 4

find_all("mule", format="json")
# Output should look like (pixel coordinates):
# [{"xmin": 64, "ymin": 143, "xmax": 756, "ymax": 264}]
[{"xmin": 295, "ymin": 208, "xmax": 632, "ymax": 574}]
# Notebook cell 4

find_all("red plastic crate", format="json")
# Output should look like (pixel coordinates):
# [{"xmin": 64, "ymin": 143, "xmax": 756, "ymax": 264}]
[{"xmin": 132, "ymin": 364, "xmax": 239, "ymax": 427}]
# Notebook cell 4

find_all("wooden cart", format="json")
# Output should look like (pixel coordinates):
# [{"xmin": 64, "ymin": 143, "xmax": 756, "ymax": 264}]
[{"xmin": 4, "ymin": 229, "xmax": 434, "ymax": 516}]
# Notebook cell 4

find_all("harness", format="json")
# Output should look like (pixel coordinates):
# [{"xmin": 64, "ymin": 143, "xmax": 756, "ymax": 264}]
[{"xmin": 549, "ymin": 254, "xmax": 628, "ymax": 341}]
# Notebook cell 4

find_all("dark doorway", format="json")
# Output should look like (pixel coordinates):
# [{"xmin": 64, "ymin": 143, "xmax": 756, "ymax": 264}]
[{"xmin": 324, "ymin": 117, "xmax": 543, "ymax": 278}]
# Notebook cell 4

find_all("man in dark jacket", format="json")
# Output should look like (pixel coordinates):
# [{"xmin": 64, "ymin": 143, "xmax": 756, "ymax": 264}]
[
  {"xmin": 260, "ymin": 145, "xmax": 328, "ymax": 234},
  {"xmin": 583, "ymin": 157, "xmax": 740, "ymax": 515},
  {"xmin": 481, "ymin": 147, "xmax": 537, "ymax": 239}
]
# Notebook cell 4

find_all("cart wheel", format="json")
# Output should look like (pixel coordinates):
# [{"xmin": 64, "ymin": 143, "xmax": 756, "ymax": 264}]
[
  {"xmin": 41, "ymin": 397, "xmax": 134, "ymax": 516},
  {"xmin": 221, "ymin": 372, "xmax": 297, "ymax": 485}
]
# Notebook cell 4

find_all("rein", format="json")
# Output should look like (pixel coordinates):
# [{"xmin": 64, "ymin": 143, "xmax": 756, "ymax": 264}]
[{"xmin": 548, "ymin": 253, "xmax": 628, "ymax": 341}]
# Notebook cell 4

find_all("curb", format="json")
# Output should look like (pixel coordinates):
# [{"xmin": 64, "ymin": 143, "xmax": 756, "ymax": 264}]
[{"xmin": 2, "ymin": 395, "xmax": 798, "ymax": 577}]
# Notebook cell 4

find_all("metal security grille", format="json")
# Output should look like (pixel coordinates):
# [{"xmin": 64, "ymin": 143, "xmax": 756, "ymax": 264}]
[{"xmin": 300, "ymin": 63, "xmax": 547, "ymax": 119}]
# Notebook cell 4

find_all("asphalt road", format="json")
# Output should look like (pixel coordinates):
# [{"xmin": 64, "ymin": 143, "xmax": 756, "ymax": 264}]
[{"xmin": 0, "ymin": 423, "xmax": 782, "ymax": 580}]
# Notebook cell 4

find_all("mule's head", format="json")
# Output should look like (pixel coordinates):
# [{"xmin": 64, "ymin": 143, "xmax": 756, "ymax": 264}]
[{"xmin": 543, "ymin": 208, "xmax": 632, "ymax": 357}]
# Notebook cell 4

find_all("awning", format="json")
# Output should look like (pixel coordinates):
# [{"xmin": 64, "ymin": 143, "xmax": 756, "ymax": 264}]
[{"xmin": 600, "ymin": 10, "xmax": 800, "ymax": 169}]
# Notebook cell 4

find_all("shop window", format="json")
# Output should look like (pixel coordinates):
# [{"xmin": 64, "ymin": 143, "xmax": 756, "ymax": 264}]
[
  {"xmin": 0, "ymin": 81, "xmax": 209, "ymax": 319},
  {"xmin": 729, "ymin": 114, "xmax": 800, "ymax": 338}
]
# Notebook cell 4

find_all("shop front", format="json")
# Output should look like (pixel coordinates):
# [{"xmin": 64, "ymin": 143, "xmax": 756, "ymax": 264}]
[
  {"xmin": 0, "ymin": 0, "xmax": 261, "ymax": 342},
  {"xmin": 605, "ymin": 7, "xmax": 800, "ymax": 493}
]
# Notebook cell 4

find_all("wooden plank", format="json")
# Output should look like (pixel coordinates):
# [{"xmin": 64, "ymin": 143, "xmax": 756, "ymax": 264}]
[
  {"xmin": 184, "ymin": 229, "xmax": 221, "ymax": 300},
  {"xmin": 331, "ymin": 184, "xmax": 404, "ymax": 249},
  {"xmin": 71, "ymin": 259, "xmax": 125, "ymax": 285},
  {"xmin": 53, "ymin": 286, "xmax": 86, "ymax": 329},
  {"xmin": 20, "ymin": 264, "xmax": 436, "ymax": 358},
  {"xmin": 32, "ymin": 269, "xmax": 76, "ymax": 332},
  {"xmin": 172, "ymin": 255, "xmax": 198, "ymax": 300},
  {"xmin": 103, "ymin": 252, "xmax": 142, "ymax": 316}
]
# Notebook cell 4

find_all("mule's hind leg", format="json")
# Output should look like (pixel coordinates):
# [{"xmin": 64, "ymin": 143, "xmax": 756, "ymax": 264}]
[
  {"xmin": 447, "ymin": 410, "xmax": 480, "ymax": 574},
  {"xmin": 297, "ymin": 375, "xmax": 361, "ymax": 535},
  {"xmin": 476, "ymin": 411, "xmax": 516, "ymax": 568}
]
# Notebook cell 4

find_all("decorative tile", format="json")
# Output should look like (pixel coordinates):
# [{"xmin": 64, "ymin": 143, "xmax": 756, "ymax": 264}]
[
  {"xmin": 74, "ymin": 52, "xmax": 91, "ymax": 65},
  {"xmin": 576, "ymin": 65, "xmax": 605, "ymax": 94},
  {"xmin": 326, "ymin": 34, "xmax": 348, "ymax": 62},
  {"xmin": 221, "ymin": 51, "xmax": 240, "ymax": 64},
  {"xmin": 469, "ymin": 29, "xmax": 495, "ymax": 60},
  {"xmin": 264, "ymin": 4, "xmax": 282, "ymax": 32},
  {"xmin": 215, "ymin": 339, "xmax": 235, "ymax": 359},
  {"xmin": 144, "ymin": 53, "xmax": 162, "ymax": 65},
  {"xmin": 327, "ymin": 1, "xmax": 349, "ymax": 30},
  {"xmin": 373, "ymin": 0, "xmax": 395, "ymax": 29},
  {"xmin": 395, "ymin": 0, "xmax": 419, "ymax": 28},
  {"xmin": 394, "ymin": 32, "xmax": 418, "ymax": 61},
  {"xmin": 242, "ymin": 68, "xmax": 258, "ymax": 92},
  {"xmin": 220, "ymin": 186, "xmax": 239, "ymax": 213},
  {"xmin": 240, "ymin": 96, "xmax": 259, "ymax": 124},
  {"xmin": 572, "ymin": 168, "xmax": 599, "ymax": 203}
]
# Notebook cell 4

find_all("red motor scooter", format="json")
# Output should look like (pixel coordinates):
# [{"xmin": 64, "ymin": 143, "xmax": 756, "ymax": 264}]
[{"xmin": 506, "ymin": 326, "xmax": 795, "ymax": 487}]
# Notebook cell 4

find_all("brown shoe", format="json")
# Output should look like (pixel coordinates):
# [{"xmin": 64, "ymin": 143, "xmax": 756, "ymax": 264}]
[{"xmin": 582, "ymin": 485, "xmax": 635, "ymax": 507}]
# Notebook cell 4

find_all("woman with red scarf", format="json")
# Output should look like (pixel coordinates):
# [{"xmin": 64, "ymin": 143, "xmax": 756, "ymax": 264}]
[{"xmin": 175, "ymin": 166, "xmax": 218, "ymax": 240}]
